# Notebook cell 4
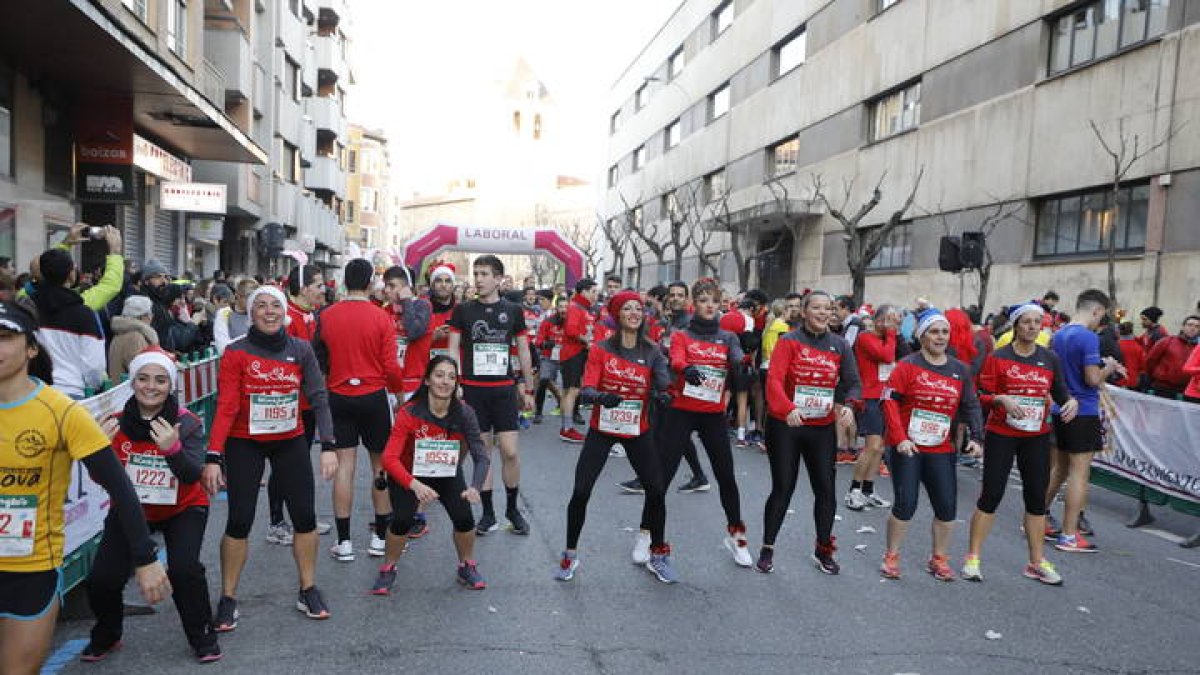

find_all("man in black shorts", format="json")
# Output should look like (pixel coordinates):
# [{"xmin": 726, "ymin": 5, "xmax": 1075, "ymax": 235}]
[{"xmin": 447, "ymin": 255, "xmax": 537, "ymax": 535}]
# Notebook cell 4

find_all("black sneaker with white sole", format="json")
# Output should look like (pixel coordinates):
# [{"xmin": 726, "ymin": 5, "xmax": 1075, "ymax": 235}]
[
  {"xmin": 677, "ymin": 476, "xmax": 710, "ymax": 493},
  {"xmin": 213, "ymin": 596, "xmax": 238, "ymax": 633},
  {"xmin": 296, "ymin": 586, "xmax": 331, "ymax": 620}
]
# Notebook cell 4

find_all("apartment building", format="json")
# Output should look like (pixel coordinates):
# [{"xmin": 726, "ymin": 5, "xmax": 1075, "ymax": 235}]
[
  {"xmin": 603, "ymin": 0, "xmax": 1200, "ymax": 320},
  {"xmin": 346, "ymin": 124, "xmax": 390, "ymax": 251}
]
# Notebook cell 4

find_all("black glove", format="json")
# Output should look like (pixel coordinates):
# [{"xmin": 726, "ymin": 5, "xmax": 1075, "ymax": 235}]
[
  {"xmin": 653, "ymin": 391, "xmax": 673, "ymax": 408},
  {"xmin": 683, "ymin": 365, "xmax": 705, "ymax": 386},
  {"xmin": 599, "ymin": 392, "xmax": 623, "ymax": 409},
  {"xmin": 542, "ymin": 340, "xmax": 555, "ymax": 350}
]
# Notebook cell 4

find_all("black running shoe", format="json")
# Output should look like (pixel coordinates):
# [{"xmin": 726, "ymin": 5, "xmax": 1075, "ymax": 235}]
[
  {"xmin": 213, "ymin": 596, "xmax": 238, "ymax": 633},
  {"xmin": 617, "ymin": 479, "xmax": 644, "ymax": 494},
  {"xmin": 476, "ymin": 512, "xmax": 498, "ymax": 536},
  {"xmin": 296, "ymin": 586, "xmax": 330, "ymax": 620},
  {"xmin": 80, "ymin": 640, "xmax": 122, "ymax": 662},
  {"xmin": 677, "ymin": 476, "xmax": 711, "ymax": 493},
  {"xmin": 194, "ymin": 642, "xmax": 223, "ymax": 664},
  {"xmin": 507, "ymin": 509, "xmax": 530, "ymax": 536}
]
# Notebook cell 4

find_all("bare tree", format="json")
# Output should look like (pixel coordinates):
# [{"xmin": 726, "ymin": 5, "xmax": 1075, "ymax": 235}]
[
  {"xmin": 705, "ymin": 177, "xmax": 807, "ymax": 290},
  {"xmin": 1088, "ymin": 118, "xmax": 1179, "ymax": 303},
  {"xmin": 595, "ymin": 212, "xmax": 625, "ymax": 279},
  {"xmin": 620, "ymin": 191, "xmax": 677, "ymax": 280},
  {"xmin": 810, "ymin": 168, "xmax": 924, "ymax": 303},
  {"xmin": 535, "ymin": 204, "xmax": 599, "ymax": 284}
]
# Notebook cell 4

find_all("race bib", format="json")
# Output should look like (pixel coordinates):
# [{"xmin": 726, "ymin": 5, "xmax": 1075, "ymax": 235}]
[
  {"xmin": 413, "ymin": 439, "xmax": 460, "ymax": 478},
  {"xmin": 473, "ymin": 343, "xmax": 509, "ymax": 376},
  {"xmin": 550, "ymin": 345, "xmax": 561, "ymax": 361},
  {"xmin": 127, "ymin": 454, "xmax": 178, "ymax": 505},
  {"xmin": 878, "ymin": 363, "xmax": 895, "ymax": 383},
  {"xmin": 908, "ymin": 409, "xmax": 952, "ymax": 446},
  {"xmin": 1006, "ymin": 395, "xmax": 1046, "ymax": 432},
  {"xmin": 395, "ymin": 337, "xmax": 409, "ymax": 364},
  {"xmin": 598, "ymin": 400, "xmax": 644, "ymax": 436},
  {"xmin": 682, "ymin": 365, "xmax": 726, "ymax": 402},
  {"xmin": 793, "ymin": 385, "xmax": 834, "ymax": 419},
  {"xmin": 0, "ymin": 495, "xmax": 37, "ymax": 557},
  {"xmin": 249, "ymin": 392, "xmax": 299, "ymax": 435}
]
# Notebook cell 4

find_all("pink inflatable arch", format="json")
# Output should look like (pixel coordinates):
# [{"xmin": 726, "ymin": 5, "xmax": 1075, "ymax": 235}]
[{"xmin": 402, "ymin": 223, "xmax": 585, "ymax": 285}]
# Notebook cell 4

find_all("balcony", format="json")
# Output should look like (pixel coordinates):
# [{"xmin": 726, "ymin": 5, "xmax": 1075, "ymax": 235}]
[
  {"xmin": 276, "ymin": 96, "xmax": 304, "ymax": 146},
  {"xmin": 192, "ymin": 161, "xmax": 265, "ymax": 218},
  {"xmin": 204, "ymin": 28, "xmax": 252, "ymax": 103},
  {"xmin": 252, "ymin": 60, "xmax": 267, "ymax": 115},
  {"xmin": 200, "ymin": 59, "xmax": 226, "ymax": 109},
  {"xmin": 276, "ymin": 4, "xmax": 306, "ymax": 62},
  {"xmin": 308, "ymin": 96, "xmax": 345, "ymax": 141},
  {"xmin": 305, "ymin": 155, "xmax": 344, "ymax": 196},
  {"xmin": 301, "ymin": 114, "xmax": 317, "ymax": 166},
  {"xmin": 301, "ymin": 39, "xmax": 317, "ymax": 96},
  {"xmin": 317, "ymin": 0, "xmax": 347, "ymax": 27},
  {"xmin": 314, "ymin": 33, "xmax": 347, "ymax": 83}
]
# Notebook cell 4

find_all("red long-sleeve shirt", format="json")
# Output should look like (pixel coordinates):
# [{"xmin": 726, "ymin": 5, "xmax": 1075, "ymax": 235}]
[
  {"xmin": 766, "ymin": 328, "xmax": 860, "ymax": 424},
  {"xmin": 1117, "ymin": 338, "xmax": 1145, "ymax": 389},
  {"xmin": 1146, "ymin": 335, "xmax": 1193, "ymax": 390},
  {"xmin": 390, "ymin": 298, "xmax": 434, "ymax": 394},
  {"xmin": 667, "ymin": 327, "xmax": 743, "ymax": 414},
  {"xmin": 580, "ymin": 340, "xmax": 667, "ymax": 438},
  {"xmin": 854, "ymin": 328, "xmax": 897, "ymax": 400},
  {"xmin": 381, "ymin": 400, "xmax": 490, "ymax": 490},
  {"xmin": 1182, "ymin": 343, "xmax": 1200, "ymax": 399},
  {"xmin": 882, "ymin": 354, "xmax": 982, "ymax": 453},
  {"xmin": 976, "ymin": 344, "xmax": 1070, "ymax": 437},
  {"xmin": 535, "ymin": 318, "xmax": 564, "ymax": 360},
  {"xmin": 561, "ymin": 295, "xmax": 595, "ymax": 362},
  {"xmin": 316, "ymin": 298, "xmax": 405, "ymax": 396},
  {"xmin": 112, "ymin": 408, "xmax": 208, "ymax": 522},
  {"xmin": 286, "ymin": 299, "xmax": 316, "ymax": 341}
]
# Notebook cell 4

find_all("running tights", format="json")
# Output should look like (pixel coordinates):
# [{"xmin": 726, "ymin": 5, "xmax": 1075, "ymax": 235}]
[
  {"xmin": 976, "ymin": 432, "xmax": 1050, "ymax": 516},
  {"xmin": 762, "ymin": 418, "xmax": 837, "ymax": 546},
  {"xmin": 225, "ymin": 435, "xmax": 316, "ymax": 538},
  {"xmin": 654, "ymin": 407, "xmax": 741, "ymax": 527},
  {"xmin": 568, "ymin": 430, "xmax": 665, "ymax": 550}
]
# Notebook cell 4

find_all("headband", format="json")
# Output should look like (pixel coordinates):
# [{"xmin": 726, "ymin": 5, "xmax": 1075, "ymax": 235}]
[{"xmin": 1008, "ymin": 303, "xmax": 1045, "ymax": 324}]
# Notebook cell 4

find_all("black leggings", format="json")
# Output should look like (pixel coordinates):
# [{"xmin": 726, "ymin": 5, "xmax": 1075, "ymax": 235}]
[
  {"xmin": 568, "ymin": 430, "xmax": 665, "ymax": 550},
  {"xmin": 976, "ymin": 432, "xmax": 1051, "ymax": 516},
  {"xmin": 269, "ymin": 409, "xmax": 316, "ymax": 525},
  {"xmin": 225, "ymin": 435, "xmax": 316, "ymax": 538},
  {"xmin": 653, "ymin": 407, "xmax": 741, "ymax": 527},
  {"xmin": 762, "ymin": 418, "xmax": 837, "ymax": 546},
  {"xmin": 87, "ymin": 507, "xmax": 216, "ymax": 651},
  {"xmin": 387, "ymin": 471, "xmax": 475, "ymax": 535}
]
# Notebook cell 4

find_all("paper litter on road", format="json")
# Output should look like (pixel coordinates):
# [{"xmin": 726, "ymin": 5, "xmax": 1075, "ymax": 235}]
[
  {"xmin": 786, "ymin": 509, "xmax": 796, "ymax": 515},
  {"xmin": 834, "ymin": 515, "xmax": 843, "ymax": 521},
  {"xmin": 984, "ymin": 630, "xmax": 1002, "ymax": 640},
  {"xmin": 854, "ymin": 544, "xmax": 868, "ymax": 552},
  {"xmin": 621, "ymin": 527, "xmax": 636, "ymax": 532},
  {"xmin": 1077, "ymin": 606, "xmax": 1090, "ymax": 614},
  {"xmin": 856, "ymin": 525, "xmax": 876, "ymax": 534},
  {"xmin": 488, "ymin": 606, "xmax": 498, "ymax": 614}
]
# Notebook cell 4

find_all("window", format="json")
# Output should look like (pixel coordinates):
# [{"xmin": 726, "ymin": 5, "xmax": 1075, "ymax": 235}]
[
  {"xmin": 635, "ymin": 82, "xmax": 650, "ymax": 110},
  {"xmin": 664, "ymin": 119, "xmax": 681, "ymax": 151},
  {"xmin": 347, "ymin": 200, "xmax": 355, "ymax": 223},
  {"xmin": 283, "ymin": 141, "xmax": 299, "ymax": 183},
  {"xmin": 512, "ymin": 110, "xmax": 521, "ymax": 134},
  {"xmin": 1048, "ymin": 0, "xmax": 1171, "ymax": 75},
  {"xmin": 633, "ymin": 145, "xmax": 646, "ymax": 171},
  {"xmin": 0, "ymin": 64, "xmax": 11, "ymax": 179},
  {"xmin": 866, "ymin": 222, "xmax": 912, "ymax": 270},
  {"xmin": 167, "ymin": 0, "xmax": 187, "ymax": 56},
  {"xmin": 709, "ymin": 83, "xmax": 730, "ymax": 121},
  {"xmin": 121, "ymin": 0, "xmax": 148, "ymax": 22},
  {"xmin": 712, "ymin": 1, "xmax": 734, "ymax": 39},
  {"xmin": 662, "ymin": 191, "xmax": 679, "ymax": 219},
  {"xmin": 361, "ymin": 187, "xmax": 378, "ymax": 213},
  {"xmin": 286, "ymin": 58, "xmax": 301, "ymax": 102},
  {"xmin": 348, "ymin": 149, "xmax": 357, "ymax": 172},
  {"xmin": 631, "ymin": 205, "xmax": 644, "ymax": 230},
  {"xmin": 668, "ymin": 47, "xmax": 685, "ymax": 80},
  {"xmin": 769, "ymin": 137, "xmax": 799, "ymax": 177},
  {"xmin": 1035, "ymin": 183, "xmax": 1148, "ymax": 257},
  {"xmin": 610, "ymin": 109, "xmax": 622, "ymax": 135},
  {"xmin": 774, "ymin": 28, "xmax": 807, "ymax": 77},
  {"xmin": 607, "ymin": 164, "xmax": 619, "ymax": 188},
  {"xmin": 869, "ymin": 80, "xmax": 921, "ymax": 141},
  {"xmin": 704, "ymin": 169, "xmax": 726, "ymax": 203}
]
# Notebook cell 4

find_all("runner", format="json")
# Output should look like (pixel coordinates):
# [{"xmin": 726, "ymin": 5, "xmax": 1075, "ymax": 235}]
[
  {"xmin": 722, "ymin": 290, "xmax": 766, "ymax": 449},
  {"xmin": 212, "ymin": 277, "xmax": 258, "ymax": 354},
  {"xmin": 1043, "ymin": 290, "xmax": 1125, "ymax": 553},
  {"xmin": 312, "ymin": 259, "xmax": 406, "ymax": 561},
  {"xmin": 426, "ymin": 261, "xmax": 457, "ymax": 361},
  {"xmin": 533, "ymin": 296, "xmax": 568, "ymax": 424},
  {"xmin": 832, "ymin": 295, "xmax": 864, "ymax": 464},
  {"xmin": 556, "ymin": 291, "xmax": 676, "ymax": 583},
  {"xmin": 657, "ymin": 278, "xmax": 751, "ymax": 567},
  {"xmin": 370, "ymin": 357, "xmax": 490, "ymax": 595},
  {"xmin": 0, "ymin": 302, "xmax": 170, "ymax": 675},
  {"xmin": 85, "ymin": 349, "xmax": 221, "ymax": 662},
  {"xmin": 964, "ymin": 303, "xmax": 1077, "ymax": 584},
  {"xmin": 558, "ymin": 279, "xmax": 598, "ymax": 442},
  {"xmin": 846, "ymin": 304, "xmax": 900, "ymax": 511},
  {"xmin": 879, "ymin": 310, "xmax": 984, "ymax": 581},
  {"xmin": 203, "ymin": 285, "xmax": 338, "ymax": 627},
  {"xmin": 759, "ymin": 291, "xmax": 861, "ymax": 574},
  {"xmin": 446, "ymin": 255, "xmax": 537, "ymax": 535}
]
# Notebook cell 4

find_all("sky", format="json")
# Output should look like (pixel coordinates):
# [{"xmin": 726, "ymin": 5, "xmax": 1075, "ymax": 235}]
[{"xmin": 345, "ymin": 0, "xmax": 680, "ymax": 198}]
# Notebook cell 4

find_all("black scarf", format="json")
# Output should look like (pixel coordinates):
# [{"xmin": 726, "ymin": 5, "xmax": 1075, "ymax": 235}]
[
  {"xmin": 119, "ymin": 393, "xmax": 181, "ymax": 442},
  {"xmin": 431, "ymin": 296, "xmax": 455, "ymax": 315},
  {"xmin": 247, "ymin": 325, "xmax": 288, "ymax": 352},
  {"xmin": 690, "ymin": 315, "xmax": 719, "ymax": 336}
]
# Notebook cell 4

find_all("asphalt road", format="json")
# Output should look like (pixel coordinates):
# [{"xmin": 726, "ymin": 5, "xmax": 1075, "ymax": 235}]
[{"xmin": 46, "ymin": 421, "xmax": 1200, "ymax": 674}]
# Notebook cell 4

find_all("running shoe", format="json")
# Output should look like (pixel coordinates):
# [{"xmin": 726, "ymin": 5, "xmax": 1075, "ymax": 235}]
[
  {"xmin": 748, "ymin": 430, "xmax": 764, "ymax": 445},
  {"xmin": 813, "ymin": 538, "xmax": 840, "ymax": 575},
  {"xmin": 368, "ymin": 533, "xmax": 386, "ymax": 557},
  {"xmin": 618, "ymin": 478, "xmax": 644, "ymax": 494},
  {"xmin": 265, "ymin": 521, "xmax": 294, "ymax": 546},
  {"xmin": 646, "ymin": 551, "xmax": 680, "ymax": 584},
  {"xmin": 1044, "ymin": 514, "xmax": 1062, "ymax": 541},
  {"xmin": 518, "ymin": 414, "xmax": 531, "ymax": 430},
  {"xmin": 836, "ymin": 450, "xmax": 857, "ymax": 465},
  {"xmin": 506, "ymin": 509, "xmax": 531, "ymax": 536},
  {"xmin": 880, "ymin": 551, "xmax": 901, "ymax": 579},
  {"xmin": 555, "ymin": 551, "xmax": 579, "ymax": 582},
  {"xmin": 559, "ymin": 428, "xmax": 585, "ymax": 443},
  {"xmin": 329, "ymin": 539, "xmax": 355, "ymax": 562},
  {"xmin": 316, "ymin": 520, "xmax": 332, "ymax": 535},
  {"xmin": 677, "ymin": 475, "xmax": 710, "ymax": 493},
  {"xmin": 609, "ymin": 444, "xmax": 626, "ymax": 458},
  {"xmin": 476, "ymin": 512, "xmax": 499, "ymax": 536},
  {"xmin": 1023, "ymin": 559, "xmax": 1064, "ymax": 585},
  {"xmin": 457, "ymin": 560, "xmax": 487, "ymax": 590},
  {"xmin": 734, "ymin": 437, "xmax": 749, "ymax": 449},
  {"xmin": 927, "ymin": 554, "xmax": 956, "ymax": 582},
  {"xmin": 724, "ymin": 523, "xmax": 753, "ymax": 567},
  {"xmin": 532, "ymin": 414, "xmax": 544, "ymax": 424},
  {"xmin": 213, "ymin": 596, "xmax": 239, "ymax": 633},
  {"xmin": 878, "ymin": 463, "xmax": 891, "ymax": 478},
  {"xmin": 864, "ymin": 492, "xmax": 891, "ymax": 509},
  {"xmin": 80, "ymin": 640, "xmax": 122, "ymax": 662},
  {"xmin": 572, "ymin": 410, "xmax": 586, "ymax": 425},
  {"xmin": 296, "ymin": 586, "xmax": 331, "ymax": 619},
  {"xmin": 1054, "ymin": 533, "xmax": 1098, "ymax": 553},
  {"xmin": 632, "ymin": 530, "xmax": 651, "ymax": 565},
  {"xmin": 194, "ymin": 643, "xmax": 223, "ymax": 664},
  {"xmin": 550, "ymin": 407, "xmax": 561, "ymax": 416},
  {"xmin": 370, "ymin": 564, "xmax": 397, "ymax": 596},
  {"xmin": 961, "ymin": 554, "xmax": 983, "ymax": 582},
  {"xmin": 755, "ymin": 547, "xmax": 774, "ymax": 574},
  {"xmin": 1078, "ymin": 512, "xmax": 1095, "ymax": 536},
  {"xmin": 408, "ymin": 514, "xmax": 429, "ymax": 538},
  {"xmin": 844, "ymin": 488, "xmax": 869, "ymax": 511}
]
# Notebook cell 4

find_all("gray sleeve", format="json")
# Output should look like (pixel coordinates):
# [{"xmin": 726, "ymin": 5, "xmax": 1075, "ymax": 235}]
[
  {"xmin": 726, "ymin": 332, "xmax": 745, "ymax": 370},
  {"xmin": 298, "ymin": 341, "xmax": 335, "ymax": 445},
  {"xmin": 163, "ymin": 410, "xmax": 206, "ymax": 484},
  {"xmin": 400, "ymin": 298, "xmax": 431, "ymax": 338},
  {"xmin": 460, "ymin": 404, "xmax": 491, "ymax": 490},
  {"xmin": 957, "ymin": 362, "xmax": 985, "ymax": 442},
  {"xmin": 650, "ymin": 348, "xmax": 672, "ymax": 392},
  {"xmin": 835, "ymin": 338, "xmax": 862, "ymax": 403}
]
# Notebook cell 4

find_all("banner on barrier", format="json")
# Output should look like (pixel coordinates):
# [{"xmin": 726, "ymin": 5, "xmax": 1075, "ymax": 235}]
[
  {"xmin": 1094, "ymin": 387, "xmax": 1200, "ymax": 504},
  {"xmin": 64, "ymin": 382, "xmax": 133, "ymax": 554}
]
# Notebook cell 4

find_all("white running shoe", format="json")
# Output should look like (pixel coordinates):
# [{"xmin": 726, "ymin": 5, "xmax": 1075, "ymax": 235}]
[
  {"xmin": 265, "ymin": 522, "xmax": 294, "ymax": 546},
  {"xmin": 329, "ymin": 540, "xmax": 355, "ymax": 562},
  {"xmin": 864, "ymin": 492, "xmax": 891, "ymax": 509},
  {"xmin": 724, "ymin": 531, "xmax": 753, "ymax": 568},
  {"xmin": 844, "ymin": 488, "xmax": 869, "ymax": 511},
  {"xmin": 631, "ymin": 530, "xmax": 651, "ymax": 565},
  {"xmin": 316, "ymin": 520, "xmax": 332, "ymax": 536},
  {"xmin": 368, "ymin": 534, "xmax": 386, "ymax": 557}
]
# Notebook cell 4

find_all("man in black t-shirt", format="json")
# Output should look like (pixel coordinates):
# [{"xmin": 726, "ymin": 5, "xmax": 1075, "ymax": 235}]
[{"xmin": 447, "ymin": 255, "xmax": 537, "ymax": 535}]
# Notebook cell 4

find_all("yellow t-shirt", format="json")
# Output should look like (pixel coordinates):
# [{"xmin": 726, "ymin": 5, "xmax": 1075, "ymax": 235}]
[
  {"xmin": 761, "ymin": 318, "xmax": 791, "ymax": 368},
  {"xmin": 995, "ymin": 328, "xmax": 1053, "ymax": 349},
  {"xmin": 0, "ymin": 380, "xmax": 109, "ymax": 572}
]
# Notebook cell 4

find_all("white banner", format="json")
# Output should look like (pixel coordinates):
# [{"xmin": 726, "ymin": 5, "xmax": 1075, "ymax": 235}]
[
  {"xmin": 459, "ymin": 226, "xmax": 535, "ymax": 252},
  {"xmin": 1094, "ymin": 387, "xmax": 1200, "ymax": 504},
  {"xmin": 161, "ymin": 182, "xmax": 227, "ymax": 214},
  {"xmin": 64, "ymin": 382, "xmax": 133, "ymax": 554}
]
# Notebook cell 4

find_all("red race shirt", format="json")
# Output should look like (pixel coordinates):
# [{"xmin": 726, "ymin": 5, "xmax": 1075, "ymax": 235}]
[
  {"xmin": 210, "ymin": 338, "xmax": 321, "ymax": 450},
  {"xmin": 535, "ymin": 318, "xmax": 564, "ymax": 360},
  {"xmin": 976, "ymin": 344, "xmax": 1069, "ymax": 438},
  {"xmin": 582, "ymin": 342, "xmax": 655, "ymax": 438},
  {"xmin": 766, "ymin": 328, "xmax": 859, "ymax": 424},
  {"xmin": 561, "ymin": 295, "xmax": 596, "ymax": 362},
  {"xmin": 316, "ymin": 299, "xmax": 405, "ymax": 396},
  {"xmin": 667, "ymin": 329, "xmax": 742, "ymax": 414},
  {"xmin": 286, "ymin": 299, "xmax": 316, "ymax": 341},
  {"xmin": 854, "ymin": 329, "xmax": 897, "ymax": 401},
  {"xmin": 391, "ymin": 298, "xmax": 434, "ymax": 394},
  {"xmin": 112, "ymin": 410, "xmax": 208, "ymax": 522},
  {"xmin": 428, "ymin": 303, "xmax": 455, "ymax": 360},
  {"xmin": 882, "ymin": 354, "xmax": 982, "ymax": 453},
  {"xmin": 381, "ymin": 400, "xmax": 488, "ymax": 490}
]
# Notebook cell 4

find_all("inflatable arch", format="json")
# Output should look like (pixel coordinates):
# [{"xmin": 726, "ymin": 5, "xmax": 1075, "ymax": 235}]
[{"xmin": 402, "ymin": 223, "xmax": 585, "ymax": 285}]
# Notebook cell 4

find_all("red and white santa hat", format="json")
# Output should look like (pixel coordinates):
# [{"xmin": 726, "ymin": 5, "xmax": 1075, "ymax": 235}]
[
  {"xmin": 129, "ymin": 348, "xmax": 179, "ymax": 388},
  {"xmin": 428, "ymin": 261, "xmax": 456, "ymax": 283}
]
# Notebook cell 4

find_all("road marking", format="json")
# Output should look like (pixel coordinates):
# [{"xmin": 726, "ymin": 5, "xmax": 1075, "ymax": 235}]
[
  {"xmin": 1166, "ymin": 557, "xmax": 1200, "ymax": 570},
  {"xmin": 41, "ymin": 638, "xmax": 87, "ymax": 675},
  {"xmin": 1141, "ymin": 528, "xmax": 1186, "ymax": 545}
]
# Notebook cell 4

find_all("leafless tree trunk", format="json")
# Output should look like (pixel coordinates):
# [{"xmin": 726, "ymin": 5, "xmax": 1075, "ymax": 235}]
[{"xmin": 706, "ymin": 177, "xmax": 805, "ymax": 290}]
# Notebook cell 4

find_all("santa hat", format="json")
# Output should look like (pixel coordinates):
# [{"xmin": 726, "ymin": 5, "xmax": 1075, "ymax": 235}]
[
  {"xmin": 428, "ymin": 261, "xmax": 456, "ymax": 283},
  {"xmin": 128, "ymin": 348, "xmax": 179, "ymax": 388}
]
